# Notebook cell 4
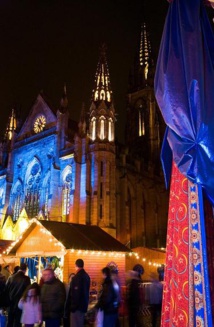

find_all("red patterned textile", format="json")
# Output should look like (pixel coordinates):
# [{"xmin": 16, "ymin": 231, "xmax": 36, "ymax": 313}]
[
  {"xmin": 204, "ymin": 198, "xmax": 214, "ymax": 320},
  {"xmin": 162, "ymin": 162, "xmax": 213, "ymax": 326},
  {"xmin": 161, "ymin": 162, "xmax": 190, "ymax": 326}
]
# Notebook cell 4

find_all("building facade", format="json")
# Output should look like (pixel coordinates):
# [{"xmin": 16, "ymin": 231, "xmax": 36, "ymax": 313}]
[{"xmin": 0, "ymin": 24, "xmax": 169, "ymax": 249}]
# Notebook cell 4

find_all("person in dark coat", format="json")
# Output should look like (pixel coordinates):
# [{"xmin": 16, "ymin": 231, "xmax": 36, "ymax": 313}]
[
  {"xmin": 95, "ymin": 267, "xmax": 120, "ymax": 327},
  {"xmin": 63, "ymin": 272, "xmax": 75, "ymax": 327},
  {"xmin": 1, "ymin": 265, "xmax": 11, "ymax": 281},
  {"xmin": 127, "ymin": 270, "xmax": 142, "ymax": 327},
  {"xmin": 40, "ymin": 268, "xmax": 66, "ymax": 327},
  {"xmin": 12, "ymin": 266, "xmax": 20, "ymax": 275},
  {"xmin": 0, "ymin": 264, "xmax": 6, "ymax": 308},
  {"xmin": 5, "ymin": 263, "xmax": 31, "ymax": 327},
  {"xmin": 68, "ymin": 258, "xmax": 90, "ymax": 327},
  {"xmin": 149, "ymin": 273, "xmax": 163, "ymax": 327}
]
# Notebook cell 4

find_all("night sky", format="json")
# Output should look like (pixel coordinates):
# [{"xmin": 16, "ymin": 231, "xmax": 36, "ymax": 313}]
[{"xmin": 0, "ymin": 1, "xmax": 212, "ymax": 142}]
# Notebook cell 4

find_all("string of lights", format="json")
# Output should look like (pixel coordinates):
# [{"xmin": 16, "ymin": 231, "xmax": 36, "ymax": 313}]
[{"xmin": 0, "ymin": 218, "xmax": 165, "ymax": 268}]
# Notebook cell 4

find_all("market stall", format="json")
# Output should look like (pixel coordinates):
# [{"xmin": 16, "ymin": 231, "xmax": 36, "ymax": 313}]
[{"xmin": 4, "ymin": 218, "xmax": 130, "ymax": 288}]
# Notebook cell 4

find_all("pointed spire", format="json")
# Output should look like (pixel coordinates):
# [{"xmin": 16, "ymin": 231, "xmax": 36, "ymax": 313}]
[
  {"xmin": 129, "ymin": 16, "xmax": 154, "ymax": 91},
  {"xmin": 60, "ymin": 83, "xmax": 68, "ymax": 111},
  {"xmin": 138, "ymin": 22, "xmax": 153, "ymax": 81},
  {"xmin": 5, "ymin": 108, "xmax": 17, "ymax": 141},
  {"xmin": 78, "ymin": 103, "xmax": 87, "ymax": 136},
  {"xmin": 92, "ymin": 44, "xmax": 112, "ymax": 103}
]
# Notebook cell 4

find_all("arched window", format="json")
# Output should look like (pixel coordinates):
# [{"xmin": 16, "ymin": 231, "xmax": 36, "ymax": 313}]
[
  {"xmin": 99, "ymin": 116, "xmax": 105, "ymax": 140},
  {"xmin": 44, "ymin": 177, "xmax": 51, "ymax": 219},
  {"xmin": 0, "ymin": 177, "xmax": 6, "ymax": 208},
  {"xmin": 24, "ymin": 162, "xmax": 41, "ymax": 218},
  {"xmin": 94, "ymin": 91, "xmax": 99, "ymax": 101},
  {"xmin": 108, "ymin": 118, "xmax": 114, "ymax": 141},
  {"xmin": 62, "ymin": 168, "xmax": 72, "ymax": 219},
  {"xmin": 91, "ymin": 118, "xmax": 96, "ymax": 141},
  {"xmin": 139, "ymin": 110, "xmax": 145, "ymax": 136},
  {"xmin": 106, "ymin": 91, "xmax": 111, "ymax": 102},
  {"xmin": 100, "ymin": 90, "xmax": 105, "ymax": 100},
  {"xmin": 100, "ymin": 119, "xmax": 105, "ymax": 140},
  {"xmin": 135, "ymin": 99, "xmax": 147, "ymax": 137},
  {"xmin": 13, "ymin": 184, "xmax": 22, "ymax": 221}
]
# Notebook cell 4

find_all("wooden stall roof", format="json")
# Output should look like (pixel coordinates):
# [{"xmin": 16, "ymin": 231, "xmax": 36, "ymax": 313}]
[
  {"xmin": 7, "ymin": 220, "xmax": 130, "ymax": 254},
  {"xmin": 0, "ymin": 239, "xmax": 13, "ymax": 254}
]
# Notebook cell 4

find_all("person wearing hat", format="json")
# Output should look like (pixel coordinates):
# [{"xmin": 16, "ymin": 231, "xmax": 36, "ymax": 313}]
[
  {"xmin": 67, "ymin": 259, "xmax": 90, "ymax": 327},
  {"xmin": 5, "ymin": 263, "xmax": 31, "ymax": 327}
]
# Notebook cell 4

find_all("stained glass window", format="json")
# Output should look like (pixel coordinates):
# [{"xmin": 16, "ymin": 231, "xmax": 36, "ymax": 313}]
[
  {"xmin": 62, "ymin": 172, "xmax": 72, "ymax": 219},
  {"xmin": 14, "ymin": 185, "xmax": 22, "ymax": 221},
  {"xmin": 25, "ymin": 163, "xmax": 41, "ymax": 218}
]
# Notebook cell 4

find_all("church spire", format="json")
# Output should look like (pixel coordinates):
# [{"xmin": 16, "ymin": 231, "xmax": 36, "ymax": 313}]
[
  {"xmin": 89, "ymin": 44, "xmax": 115, "ymax": 143},
  {"xmin": 92, "ymin": 44, "xmax": 113, "ymax": 103},
  {"xmin": 5, "ymin": 108, "xmax": 17, "ymax": 141},
  {"xmin": 78, "ymin": 103, "xmax": 87, "ymax": 136},
  {"xmin": 129, "ymin": 18, "xmax": 154, "ymax": 91},
  {"xmin": 139, "ymin": 22, "xmax": 153, "ymax": 81}
]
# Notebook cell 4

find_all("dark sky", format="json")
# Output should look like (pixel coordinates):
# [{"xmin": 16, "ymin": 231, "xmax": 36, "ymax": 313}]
[
  {"xmin": 0, "ymin": 0, "xmax": 170, "ymax": 141},
  {"xmin": 1, "ymin": 1, "xmax": 211, "ymax": 142}
]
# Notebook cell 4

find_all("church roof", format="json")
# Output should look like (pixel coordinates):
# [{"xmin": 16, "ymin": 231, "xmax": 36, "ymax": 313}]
[{"xmin": 7, "ymin": 220, "xmax": 130, "ymax": 254}]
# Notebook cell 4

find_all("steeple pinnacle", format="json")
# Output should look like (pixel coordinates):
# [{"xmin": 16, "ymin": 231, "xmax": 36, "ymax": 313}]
[
  {"xmin": 5, "ymin": 108, "xmax": 17, "ymax": 141},
  {"xmin": 129, "ymin": 18, "xmax": 154, "ymax": 91},
  {"xmin": 92, "ymin": 44, "xmax": 112, "ymax": 103},
  {"xmin": 60, "ymin": 83, "xmax": 68, "ymax": 111},
  {"xmin": 139, "ymin": 22, "xmax": 153, "ymax": 81},
  {"xmin": 78, "ymin": 103, "xmax": 87, "ymax": 136}
]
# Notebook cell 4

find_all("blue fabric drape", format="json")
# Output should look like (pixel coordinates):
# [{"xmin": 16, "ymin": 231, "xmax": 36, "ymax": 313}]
[
  {"xmin": 21, "ymin": 257, "xmax": 38, "ymax": 280},
  {"xmin": 155, "ymin": 0, "xmax": 214, "ymax": 204}
]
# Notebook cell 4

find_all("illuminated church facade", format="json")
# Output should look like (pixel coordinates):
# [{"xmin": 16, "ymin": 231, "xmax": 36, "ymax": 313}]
[{"xmin": 0, "ymin": 23, "xmax": 168, "ymax": 249}]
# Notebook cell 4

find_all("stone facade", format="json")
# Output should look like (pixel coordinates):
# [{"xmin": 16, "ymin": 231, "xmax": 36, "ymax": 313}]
[{"xmin": 0, "ymin": 25, "xmax": 169, "ymax": 250}]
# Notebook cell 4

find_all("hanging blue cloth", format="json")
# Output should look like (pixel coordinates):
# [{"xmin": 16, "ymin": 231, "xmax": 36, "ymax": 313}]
[{"xmin": 155, "ymin": 0, "xmax": 214, "ymax": 204}]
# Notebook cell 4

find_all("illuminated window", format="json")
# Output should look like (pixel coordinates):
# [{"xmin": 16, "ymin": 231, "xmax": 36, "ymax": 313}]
[
  {"xmin": 100, "ymin": 117, "xmax": 105, "ymax": 140},
  {"xmin": 106, "ymin": 91, "xmax": 110, "ymax": 102},
  {"xmin": 0, "ymin": 185, "xmax": 5, "ymax": 208},
  {"xmin": 44, "ymin": 177, "xmax": 50, "ymax": 218},
  {"xmin": 108, "ymin": 118, "xmax": 114, "ymax": 141},
  {"xmin": 14, "ymin": 185, "xmax": 22, "ymax": 221},
  {"xmin": 144, "ymin": 63, "xmax": 149, "ymax": 80},
  {"xmin": 91, "ymin": 118, "xmax": 96, "ymax": 141},
  {"xmin": 139, "ymin": 110, "xmax": 145, "ymax": 136},
  {"xmin": 100, "ymin": 90, "xmax": 105, "ymax": 100},
  {"xmin": 62, "ymin": 172, "xmax": 72, "ymax": 219},
  {"xmin": 95, "ymin": 91, "xmax": 99, "ymax": 101}
]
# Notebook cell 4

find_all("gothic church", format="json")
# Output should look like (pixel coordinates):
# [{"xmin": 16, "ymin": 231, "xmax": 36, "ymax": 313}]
[{"xmin": 0, "ymin": 22, "xmax": 168, "ymax": 250}]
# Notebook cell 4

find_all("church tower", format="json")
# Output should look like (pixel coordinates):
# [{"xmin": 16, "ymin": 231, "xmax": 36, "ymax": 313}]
[
  {"xmin": 0, "ymin": 108, "xmax": 18, "ymax": 222},
  {"xmin": 126, "ymin": 19, "xmax": 165, "ymax": 172},
  {"xmin": 88, "ymin": 44, "xmax": 117, "ymax": 237},
  {"xmin": 116, "ymin": 18, "xmax": 168, "ymax": 249}
]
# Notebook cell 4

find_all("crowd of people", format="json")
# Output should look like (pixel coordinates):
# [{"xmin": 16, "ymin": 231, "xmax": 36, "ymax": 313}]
[{"xmin": 0, "ymin": 260, "xmax": 163, "ymax": 327}]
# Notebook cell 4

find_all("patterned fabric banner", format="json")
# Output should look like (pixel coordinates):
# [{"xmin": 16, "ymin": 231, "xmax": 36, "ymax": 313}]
[{"xmin": 161, "ymin": 162, "xmax": 212, "ymax": 326}]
